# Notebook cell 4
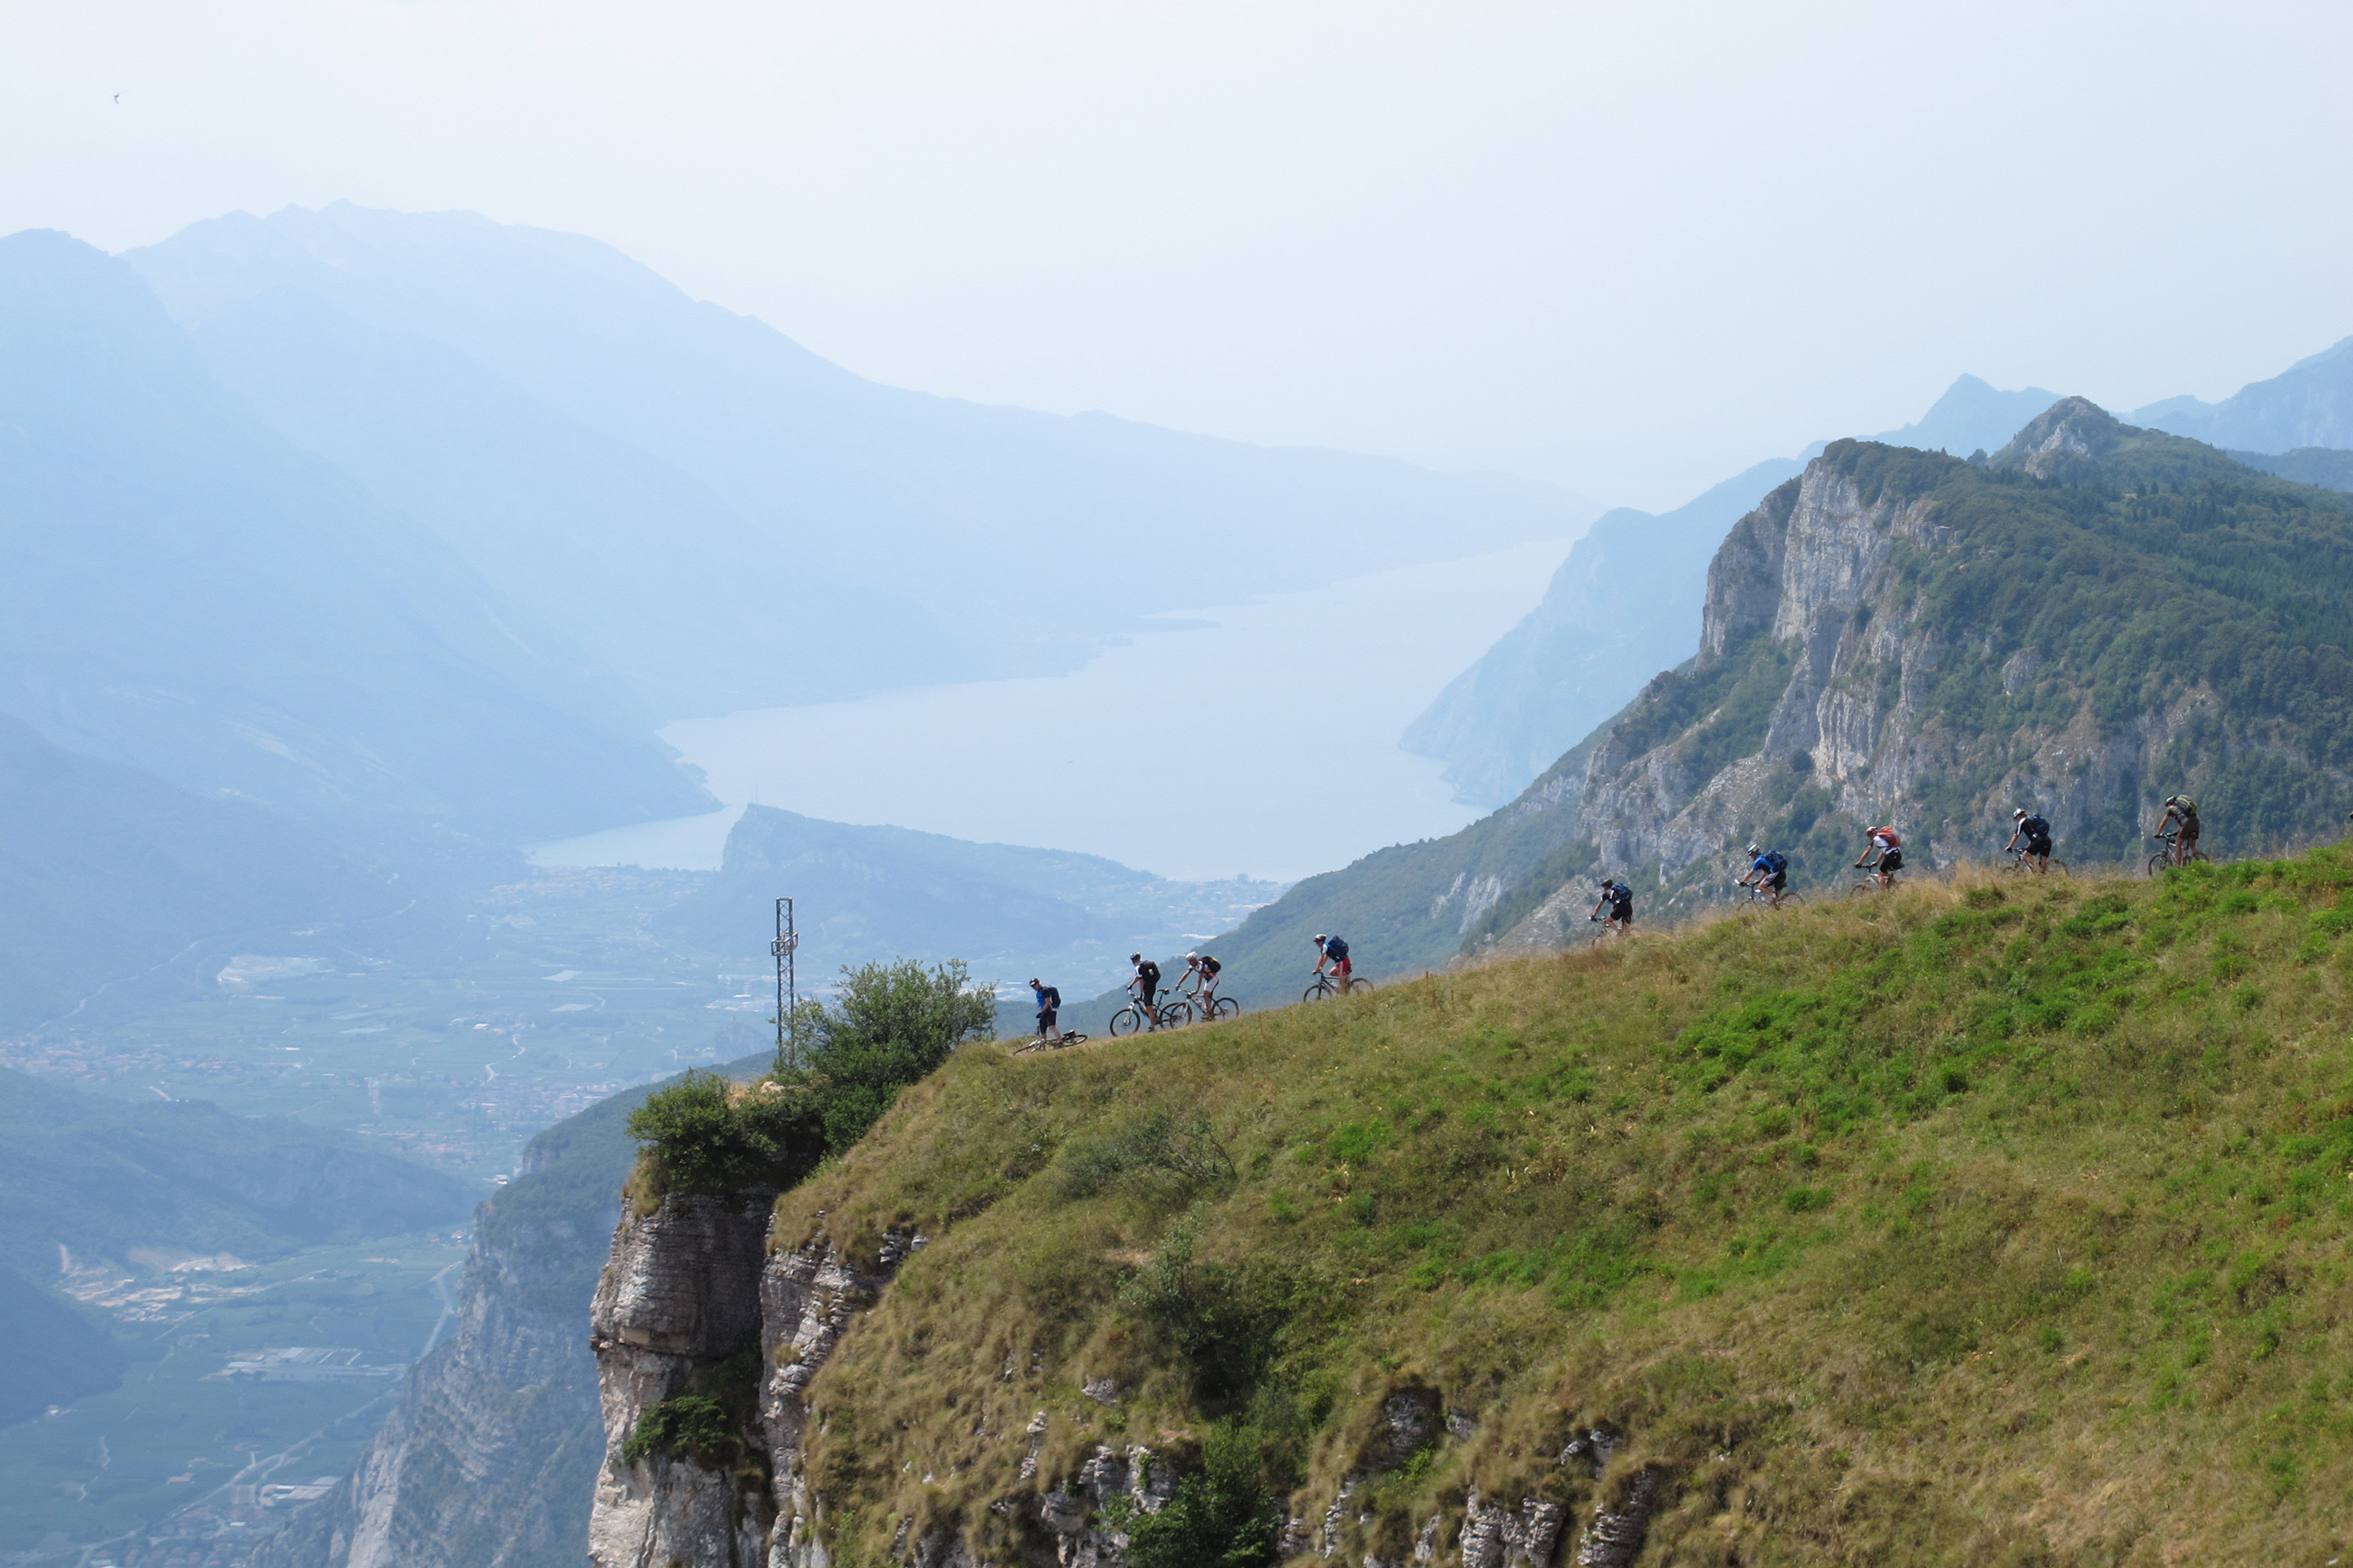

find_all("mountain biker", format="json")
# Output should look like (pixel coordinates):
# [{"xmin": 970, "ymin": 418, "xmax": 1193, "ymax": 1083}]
[
  {"xmin": 2005, "ymin": 807, "xmax": 2054, "ymax": 872},
  {"xmin": 1589, "ymin": 876, "xmax": 1634, "ymax": 931},
  {"xmin": 1735, "ymin": 842, "xmax": 1790, "ymax": 905},
  {"xmin": 1028, "ymin": 978, "xmax": 1062, "ymax": 1042},
  {"xmin": 1855, "ymin": 825, "xmax": 1903, "ymax": 888},
  {"xmin": 1312, "ymin": 933, "xmax": 1353, "ymax": 994},
  {"xmin": 1128, "ymin": 953, "xmax": 1162, "ymax": 1026},
  {"xmin": 1180, "ymin": 950, "xmax": 1222, "ymax": 1005},
  {"xmin": 2154, "ymin": 796, "xmax": 2200, "ymax": 866}
]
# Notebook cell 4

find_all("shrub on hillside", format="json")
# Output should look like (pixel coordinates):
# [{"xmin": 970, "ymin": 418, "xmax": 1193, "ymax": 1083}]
[
  {"xmin": 785, "ymin": 959, "xmax": 996, "ymax": 1150},
  {"xmin": 626, "ymin": 1070, "xmax": 806, "ymax": 1198}
]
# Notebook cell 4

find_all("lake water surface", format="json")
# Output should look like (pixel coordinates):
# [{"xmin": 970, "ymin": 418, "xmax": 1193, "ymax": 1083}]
[{"xmin": 533, "ymin": 538, "xmax": 1575, "ymax": 882}]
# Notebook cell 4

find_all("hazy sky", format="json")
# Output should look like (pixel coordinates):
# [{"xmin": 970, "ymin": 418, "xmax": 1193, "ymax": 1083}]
[{"xmin": 7, "ymin": 0, "xmax": 2348, "ymax": 507}]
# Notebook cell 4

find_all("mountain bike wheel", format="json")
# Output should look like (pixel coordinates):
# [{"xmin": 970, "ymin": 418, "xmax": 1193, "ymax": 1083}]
[
  {"xmin": 1062, "ymin": 1033, "xmax": 1088, "ymax": 1048},
  {"xmin": 1777, "ymin": 891, "xmax": 1806, "ymax": 908},
  {"xmin": 1848, "ymin": 881, "xmax": 1880, "ymax": 899},
  {"xmin": 2145, "ymin": 852, "xmax": 2169, "ymax": 878},
  {"xmin": 1210, "ymin": 996, "xmax": 1239, "ymax": 1020},
  {"xmin": 2043, "ymin": 860, "xmax": 2069, "ymax": 878},
  {"xmin": 1347, "ymin": 978, "xmax": 1376, "ymax": 994},
  {"xmin": 1110, "ymin": 1006, "xmax": 1145, "ymax": 1036},
  {"xmin": 1159, "ymin": 1001, "xmax": 1194, "ymax": 1029},
  {"xmin": 1011, "ymin": 1038, "xmax": 1047, "ymax": 1055}
]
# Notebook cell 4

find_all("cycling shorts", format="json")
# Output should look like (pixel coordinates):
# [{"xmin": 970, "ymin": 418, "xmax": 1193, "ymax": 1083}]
[
  {"xmin": 1332, "ymin": 958, "xmax": 1351, "ymax": 978},
  {"xmin": 1879, "ymin": 850, "xmax": 1904, "ymax": 873},
  {"xmin": 2026, "ymin": 837, "xmax": 2052, "ymax": 858},
  {"xmin": 1036, "ymin": 1008, "xmax": 1056, "ymax": 1030},
  {"xmin": 1610, "ymin": 899, "xmax": 1633, "ymax": 921},
  {"xmin": 1766, "ymin": 873, "xmax": 1787, "ymax": 891}
]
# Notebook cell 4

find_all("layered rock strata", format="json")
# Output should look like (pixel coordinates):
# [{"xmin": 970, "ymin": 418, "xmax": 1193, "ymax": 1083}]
[{"xmin": 586, "ymin": 1191, "xmax": 779, "ymax": 1568}]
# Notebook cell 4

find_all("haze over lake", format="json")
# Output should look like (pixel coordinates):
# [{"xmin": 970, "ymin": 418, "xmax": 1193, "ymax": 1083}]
[{"xmin": 533, "ymin": 538, "xmax": 1575, "ymax": 882}]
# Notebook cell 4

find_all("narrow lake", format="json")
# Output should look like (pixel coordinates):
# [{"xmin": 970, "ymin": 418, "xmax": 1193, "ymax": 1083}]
[{"xmin": 533, "ymin": 537, "xmax": 1576, "ymax": 883}]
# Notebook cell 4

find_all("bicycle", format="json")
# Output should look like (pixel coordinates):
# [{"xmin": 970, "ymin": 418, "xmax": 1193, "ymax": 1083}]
[
  {"xmin": 2000, "ymin": 845, "xmax": 2069, "ymax": 878},
  {"xmin": 1733, "ymin": 880, "xmax": 1805, "ymax": 914},
  {"xmin": 1848, "ymin": 866, "xmax": 1903, "ymax": 896},
  {"xmin": 2145, "ymin": 830, "xmax": 2209, "ymax": 878},
  {"xmin": 1302, "ymin": 972, "xmax": 1376, "ymax": 1003},
  {"xmin": 1011, "ymin": 1030, "xmax": 1089, "ymax": 1056},
  {"xmin": 1185, "ymin": 989, "xmax": 1241, "ymax": 1022},
  {"xmin": 1109, "ymin": 995, "xmax": 1190, "ymax": 1035},
  {"xmin": 1584, "ymin": 913, "xmax": 1633, "ymax": 945}
]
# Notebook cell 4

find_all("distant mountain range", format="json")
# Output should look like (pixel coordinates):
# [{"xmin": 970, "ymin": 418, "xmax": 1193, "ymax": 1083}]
[
  {"xmin": 0, "ymin": 229, "xmax": 707, "ymax": 844},
  {"xmin": 0, "ymin": 202, "xmax": 1580, "ymax": 1045},
  {"xmin": 123, "ymin": 202, "xmax": 1591, "ymax": 717},
  {"xmin": 2132, "ymin": 336, "xmax": 2353, "ymax": 451},
  {"xmin": 1403, "ymin": 374, "xmax": 2065, "ymax": 806}
]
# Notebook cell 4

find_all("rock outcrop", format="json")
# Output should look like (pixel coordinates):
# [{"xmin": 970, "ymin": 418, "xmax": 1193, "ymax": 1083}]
[
  {"xmin": 586, "ymin": 1191, "xmax": 779, "ymax": 1568},
  {"xmin": 1479, "ymin": 403, "xmax": 2353, "ymax": 946}
]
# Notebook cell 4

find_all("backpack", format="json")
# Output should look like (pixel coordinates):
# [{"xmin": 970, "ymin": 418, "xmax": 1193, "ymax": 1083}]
[
  {"xmin": 1324, "ymin": 937, "xmax": 1349, "ymax": 961},
  {"xmin": 1040, "ymin": 985, "xmax": 1060, "ymax": 1009},
  {"xmin": 2021, "ymin": 815, "xmax": 2049, "ymax": 841},
  {"xmin": 1138, "ymin": 961, "xmax": 1160, "ymax": 985},
  {"xmin": 1762, "ymin": 851, "xmax": 1788, "ymax": 876},
  {"xmin": 1199, "ymin": 956, "xmax": 1221, "ymax": 976}
]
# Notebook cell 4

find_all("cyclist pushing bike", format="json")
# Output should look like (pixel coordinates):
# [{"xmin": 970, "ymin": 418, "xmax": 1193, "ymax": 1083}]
[
  {"xmin": 1590, "ymin": 876, "xmax": 1634, "ymax": 932},
  {"xmin": 1312, "ymin": 933, "xmax": 1355, "ymax": 994},
  {"xmin": 2152, "ymin": 795, "xmax": 2200, "ymax": 868},
  {"xmin": 1855, "ymin": 824, "xmax": 1903, "ymax": 889},
  {"xmin": 2005, "ymin": 807, "xmax": 2056, "ymax": 873},
  {"xmin": 1735, "ymin": 842, "xmax": 1791, "ymax": 905},
  {"xmin": 1029, "ymin": 978, "xmax": 1065, "ymax": 1042}
]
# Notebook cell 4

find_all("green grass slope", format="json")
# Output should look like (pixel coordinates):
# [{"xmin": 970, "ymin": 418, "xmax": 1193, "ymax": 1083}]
[{"xmin": 774, "ymin": 849, "xmax": 2353, "ymax": 1566}]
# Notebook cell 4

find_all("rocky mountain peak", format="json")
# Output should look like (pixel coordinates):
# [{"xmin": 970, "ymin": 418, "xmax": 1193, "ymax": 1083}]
[{"xmin": 1991, "ymin": 395, "xmax": 2123, "ymax": 476}]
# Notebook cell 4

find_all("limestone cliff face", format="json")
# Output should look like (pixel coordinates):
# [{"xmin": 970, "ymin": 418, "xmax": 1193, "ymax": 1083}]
[
  {"xmin": 251, "ymin": 1136, "xmax": 615, "ymax": 1568},
  {"xmin": 596, "ymin": 1213, "xmax": 1663, "ymax": 1568},
  {"xmin": 587, "ymin": 1191, "xmax": 779, "ymax": 1568},
  {"xmin": 1486, "ymin": 404, "xmax": 2353, "ymax": 948}
]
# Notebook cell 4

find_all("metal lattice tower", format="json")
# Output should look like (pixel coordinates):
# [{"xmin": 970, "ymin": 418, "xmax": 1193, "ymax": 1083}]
[{"xmin": 771, "ymin": 896, "xmax": 798, "ymax": 1070}]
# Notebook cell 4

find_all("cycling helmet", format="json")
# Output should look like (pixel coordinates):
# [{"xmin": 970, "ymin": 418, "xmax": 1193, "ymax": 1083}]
[
  {"xmin": 1028, "ymin": 977, "xmax": 1040, "ymax": 987},
  {"xmin": 1745, "ymin": 842, "xmax": 1759, "ymax": 855},
  {"xmin": 2014, "ymin": 808, "xmax": 2029, "ymax": 820},
  {"xmin": 1184, "ymin": 951, "xmax": 1198, "ymax": 960},
  {"xmin": 1129, "ymin": 952, "xmax": 1142, "ymax": 962},
  {"xmin": 1312, "ymin": 934, "xmax": 1325, "ymax": 943}
]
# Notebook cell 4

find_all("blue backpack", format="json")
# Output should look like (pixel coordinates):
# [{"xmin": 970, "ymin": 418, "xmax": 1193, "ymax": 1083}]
[
  {"xmin": 1324, "ymin": 936, "xmax": 1350, "ymax": 961},
  {"xmin": 1761, "ymin": 851, "xmax": 1788, "ymax": 877}
]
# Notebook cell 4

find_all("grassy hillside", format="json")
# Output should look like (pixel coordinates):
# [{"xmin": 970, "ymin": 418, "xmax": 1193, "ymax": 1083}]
[{"xmin": 772, "ymin": 848, "xmax": 2353, "ymax": 1565}]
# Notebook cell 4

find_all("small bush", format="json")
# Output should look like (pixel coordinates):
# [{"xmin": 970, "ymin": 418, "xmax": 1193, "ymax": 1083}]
[
  {"xmin": 786, "ymin": 959, "xmax": 997, "ymax": 1150},
  {"xmin": 619, "ymin": 1342, "xmax": 766, "ymax": 1471},
  {"xmin": 1105, "ymin": 1415, "xmax": 1291, "ymax": 1568},
  {"xmin": 627, "ymin": 1071, "xmax": 807, "ymax": 1198},
  {"xmin": 621, "ymin": 1392, "xmax": 736, "ymax": 1469},
  {"xmin": 1123, "ymin": 1213, "xmax": 1302, "ymax": 1406},
  {"xmin": 1056, "ymin": 1110, "xmax": 1236, "ymax": 1203}
]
